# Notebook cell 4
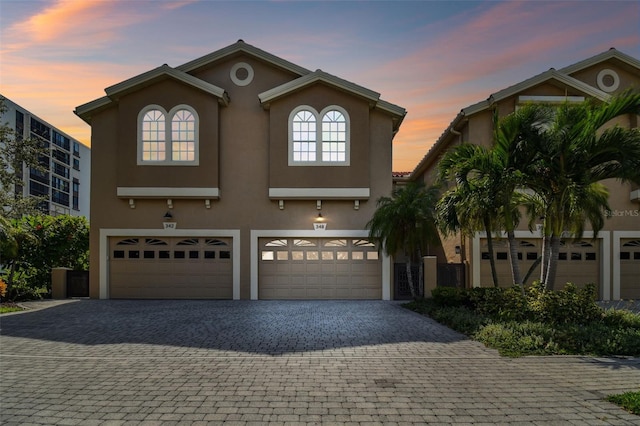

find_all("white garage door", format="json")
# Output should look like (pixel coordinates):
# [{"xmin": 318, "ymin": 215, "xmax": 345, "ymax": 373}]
[
  {"xmin": 259, "ymin": 238, "xmax": 382, "ymax": 299},
  {"xmin": 109, "ymin": 237, "xmax": 233, "ymax": 299}
]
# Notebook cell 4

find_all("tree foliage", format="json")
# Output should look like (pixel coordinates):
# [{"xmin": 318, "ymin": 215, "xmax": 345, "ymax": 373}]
[
  {"xmin": 367, "ymin": 182, "xmax": 440, "ymax": 298},
  {"xmin": 1, "ymin": 215, "xmax": 89, "ymax": 301}
]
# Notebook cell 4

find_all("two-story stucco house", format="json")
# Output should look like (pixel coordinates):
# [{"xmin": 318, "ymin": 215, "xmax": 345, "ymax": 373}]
[
  {"xmin": 407, "ymin": 48, "xmax": 640, "ymax": 300},
  {"xmin": 75, "ymin": 40, "xmax": 405, "ymax": 300}
]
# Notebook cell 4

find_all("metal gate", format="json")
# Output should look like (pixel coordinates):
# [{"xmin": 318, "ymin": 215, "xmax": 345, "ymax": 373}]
[
  {"xmin": 393, "ymin": 264, "xmax": 419, "ymax": 300},
  {"xmin": 437, "ymin": 263, "xmax": 465, "ymax": 288},
  {"xmin": 67, "ymin": 271, "xmax": 89, "ymax": 297}
]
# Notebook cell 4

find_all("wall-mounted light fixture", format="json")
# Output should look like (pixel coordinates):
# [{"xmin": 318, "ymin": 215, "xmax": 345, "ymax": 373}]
[
  {"xmin": 315, "ymin": 212, "xmax": 325, "ymax": 222},
  {"xmin": 167, "ymin": 199, "xmax": 173, "ymax": 209},
  {"xmin": 163, "ymin": 211, "xmax": 173, "ymax": 220},
  {"xmin": 316, "ymin": 200, "xmax": 322, "ymax": 210},
  {"xmin": 313, "ymin": 212, "xmax": 327, "ymax": 231},
  {"xmin": 455, "ymin": 245, "xmax": 461, "ymax": 254}
]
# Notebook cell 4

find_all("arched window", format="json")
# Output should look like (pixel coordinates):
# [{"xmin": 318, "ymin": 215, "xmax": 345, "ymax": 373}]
[
  {"xmin": 138, "ymin": 105, "xmax": 199, "ymax": 165},
  {"xmin": 141, "ymin": 109, "xmax": 166, "ymax": 161},
  {"xmin": 289, "ymin": 106, "xmax": 349, "ymax": 166},
  {"xmin": 291, "ymin": 109, "xmax": 316, "ymax": 162},
  {"xmin": 322, "ymin": 110, "xmax": 347, "ymax": 162},
  {"xmin": 171, "ymin": 109, "xmax": 196, "ymax": 161}
]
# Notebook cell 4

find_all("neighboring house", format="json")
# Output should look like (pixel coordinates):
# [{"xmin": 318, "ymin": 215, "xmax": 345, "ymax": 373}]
[
  {"xmin": 75, "ymin": 40, "xmax": 405, "ymax": 300},
  {"xmin": 406, "ymin": 48, "xmax": 640, "ymax": 300},
  {"xmin": 1, "ymin": 95, "xmax": 91, "ymax": 218}
]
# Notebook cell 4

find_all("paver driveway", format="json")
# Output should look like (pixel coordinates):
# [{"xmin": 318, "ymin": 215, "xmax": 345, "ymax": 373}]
[{"xmin": 1, "ymin": 300, "xmax": 639, "ymax": 425}]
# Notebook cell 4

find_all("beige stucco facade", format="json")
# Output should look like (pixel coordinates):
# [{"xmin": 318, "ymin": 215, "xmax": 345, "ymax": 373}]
[
  {"xmin": 76, "ymin": 41, "xmax": 405, "ymax": 300},
  {"xmin": 407, "ymin": 48, "xmax": 640, "ymax": 300}
]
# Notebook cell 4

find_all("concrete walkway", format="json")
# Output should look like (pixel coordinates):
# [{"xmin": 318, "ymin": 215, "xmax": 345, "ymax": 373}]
[{"xmin": 1, "ymin": 300, "xmax": 638, "ymax": 425}]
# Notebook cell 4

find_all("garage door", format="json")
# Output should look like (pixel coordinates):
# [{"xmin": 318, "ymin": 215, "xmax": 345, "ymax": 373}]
[
  {"xmin": 259, "ymin": 238, "xmax": 381, "ymax": 299},
  {"xmin": 620, "ymin": 239, "xmax": 640, "ymax": 299},
  {"xmin": 480, "ymin": 239, "xmax": 600, "ymax": 291},
  {"xmin": 109, "ymin": 237, "xmax": 233, "ymax": 299}
]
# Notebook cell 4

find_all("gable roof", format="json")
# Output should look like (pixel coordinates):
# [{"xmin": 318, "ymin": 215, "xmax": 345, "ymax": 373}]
[
  {"xmin": 258, "ymin": 69, "xmax": 406, "ymax": 129},
  {"xmin": 559, "ymin": 47, "xmax": 640, "ymax": 75},
  {"xmin": 177, "ymin": 39, "xmax": 311, "ymax": 76},
  {"xmin": 75, "ymin": 64, "xmax": 229, "ymax": 124}
]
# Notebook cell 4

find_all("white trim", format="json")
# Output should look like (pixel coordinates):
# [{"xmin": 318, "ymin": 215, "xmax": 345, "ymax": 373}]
[
  {"xmin": 518, "ymin": 95, "xmax": 585, "ymax": 103},
  {"xmin": 117, "ymin": 187, "xmax": 220, "ymax": 198},
  {"xmin": 250, "ymin": 229, "xmax": 390, "ymax": 301},
  {"xmin": 596, "ymin": 69, "xmax": 620, "ymax": 93},
  {"xmin": 137, "ymin": 104, "xmax": 200, "ymax": 166},
  {"xmin": 613, "ymin": 231, "xmax": 640, "ymax": 301},
  {"xmin": 471, "ymin": 231, "xmax": 610, "ymax": 295},
  {"xmin": 268, "ymin": 187, "xmax": 369, "ymax": 199},
  {"xmin": 288, "ymin": 105, "xmax": 351, "ymax": 166},
  {"xmin": 230, "ymin": 62, "xmax": 254, "ymax": 86},
  {"xmin": 99, "ymin": 228, "xmax": 240, "ymax": 300}
]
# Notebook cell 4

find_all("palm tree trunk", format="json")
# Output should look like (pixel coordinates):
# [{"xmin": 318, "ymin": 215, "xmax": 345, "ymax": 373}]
[
  {"xmin": 540, "ymin": 233, "xmax": 550, "ymax": 286},
  {"xmin": 484, "ymin": 217, "xmax": 499, "ymax": 288},
  {"xmin": 506, "ymin": 229, "xmax": 523, "ymax": 292},
  {"xmin": 405, "ymin": 259, "xmax": 416, "ymax": 299},
  {"xmin": 544, "ymin": 234, "xmax": 561, "ymax": 290}
]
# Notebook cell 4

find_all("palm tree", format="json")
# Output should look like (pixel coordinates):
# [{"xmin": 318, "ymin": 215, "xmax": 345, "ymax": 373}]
[
  {"xmin": 367, "ymin": 182, "xmax": 440, "ymax": 298},
  {"xmin": 527, "ymin": 90, "xmax": 640, "ymax": 289},
  {"xmin": 436, "ymin": 149, "xmax": 502, "ymax": 287}
]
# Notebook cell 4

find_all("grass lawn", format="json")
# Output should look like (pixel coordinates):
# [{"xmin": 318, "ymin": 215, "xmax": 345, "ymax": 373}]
[{"xmin": 0, "ymin": 303, "xmax": 24, "ymax": 314}]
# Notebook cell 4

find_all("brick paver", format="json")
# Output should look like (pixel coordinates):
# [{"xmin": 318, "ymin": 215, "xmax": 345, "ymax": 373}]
[{"xmin": 1, "ymin": 300, "xmax": 638, "ymax": 425}]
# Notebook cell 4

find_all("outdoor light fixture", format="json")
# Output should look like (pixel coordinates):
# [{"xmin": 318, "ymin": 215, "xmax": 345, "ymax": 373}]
[
  {"xmin": 163, "ymin": 211, "xmax": 173, "ymax": 220},
  {"xmin": 455, "ymin": 245, "xmax": 461, "ymax": 254},
  {"xmin": 315, "ymin": 212, "xmax": 325, "ymax": 222}
]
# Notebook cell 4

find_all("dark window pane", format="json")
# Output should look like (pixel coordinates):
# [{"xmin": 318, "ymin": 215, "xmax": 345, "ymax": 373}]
[
  {"xmin": 496, "ymin": 252, "xmax": 508, "ymax": 260},
  {"xmin": 585, "ymin": 253, "xmax": 596, "ymax": 261},
  {"xmin": 174, "ymin": 251, "xmax": 185, "ymax": 259},
  {"xmin": 526, "ymin": 252, "xmax": 538, "ymax": 260},
  {"xmin": 517, "ymin": 252, "xmax": 522, "ymax": 260},
  {"xmin": 571, "ymin": 253, "xmax": 582, "ymax": 260},
  {"xmin": 159, "ymin": 250, "xmax": 170, "ymax": 259},
  {"xmin": 220, "ymin": 251, "xmax": 231, "ymax": 259},
  {"xmin": 113, "ymin": 250, "xmax": 125, "ymax": 259},
  {"xmin": 204, "ymin": 251, "xmax": 215, "ymax": 259},
  {"xmin": 129, "ymin": 250, "xmax": 140, "ymax": 259},
  {"xmin": 144, "ymin": 251, "xmax": 155, "ymax": 259},
  {"xmin": 189, "ymin": 251, "xmax": 199, "ymax": 259},
  {"xmin": 481, "ymin": 252, "xmax": 490, "ymax": 260},
  {"xmin": 634, "ymin": 252, "xmax": 640, "ymax": 260},
  {"xmin": 620, "ymin": 252, "xmax": 630, "ymax": 260},
  {"xmin": 559, "ymin": 252, "xmax": 567, "ymax": 260}
]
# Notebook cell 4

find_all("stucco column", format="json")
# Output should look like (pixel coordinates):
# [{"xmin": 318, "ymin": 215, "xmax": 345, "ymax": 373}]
[
  {"xmin": 423, "ymin": 256, "xmax": 437, "ymax": 298},
  {"xmin": 51, "ymin": 267, "xmax": 71, "ymax": 299}
]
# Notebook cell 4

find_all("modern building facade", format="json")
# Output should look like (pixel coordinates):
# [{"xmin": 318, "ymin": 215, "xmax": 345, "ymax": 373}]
[
  {"xmin": 407, "ymin": 48, "xmax": 640, "ymax": 300},
  {"xmin": 75, "ymin": 40, "xmax": 405, "ymax": 300},
  {"xmin": 1, "ymin": 95, "xmax": 91, "ymax": 218}
]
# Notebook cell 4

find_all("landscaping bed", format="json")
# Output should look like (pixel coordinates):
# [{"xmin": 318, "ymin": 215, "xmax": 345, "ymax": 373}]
[{"xmin": 405, "ymin": 282, "xmax": 640, "ymax": 357}]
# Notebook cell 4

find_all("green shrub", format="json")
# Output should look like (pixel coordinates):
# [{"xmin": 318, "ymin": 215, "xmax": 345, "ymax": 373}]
[
  {"xmin": 607, "ymin": 391, "xmax": 640, "ymax": 415},
  {"xmin": 430, "ymin": 287, "xmax": 466, "ymax": 307},
  {"xmin": 602, "ymin": 309, "xmax": 640, "ymax": 329},
  {"xmin": 475, "ymin": 321, "xmax": 561, "ymax": 356},
  {"xmin": 527, "ymin": 281, "xmax": 602, "ymax": 325}
]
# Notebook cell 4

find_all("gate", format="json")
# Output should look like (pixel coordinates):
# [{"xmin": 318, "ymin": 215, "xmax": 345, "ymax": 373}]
[
  {"xmin": 67, "ymin": 271, "xmax": 89, "ymax": 297},
  {"xmin": 437, "ymin": 263, "xmax": 465, "ymax": 288},
  {"xmin": 393, "ymin": 264, "xmax": 419, "ymax": 300}
]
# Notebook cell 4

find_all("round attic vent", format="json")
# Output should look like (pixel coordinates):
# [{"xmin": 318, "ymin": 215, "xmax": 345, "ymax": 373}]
[
  {"xmin": 596, "ymin": 68, "xmax": 620, "ymax": 93},
  {"xmin": 230, "ymin": 62, "xmax": 254, "ymax": 87}
]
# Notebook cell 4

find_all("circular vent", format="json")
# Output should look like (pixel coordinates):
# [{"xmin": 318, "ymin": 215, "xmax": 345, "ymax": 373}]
[
  {"xmin": 596, "ymin": 68, "xmax": 620, "ymax": 93},
  {"xmin": 230, "ymin": 62, "xmax": 254, "ymax": 87}
]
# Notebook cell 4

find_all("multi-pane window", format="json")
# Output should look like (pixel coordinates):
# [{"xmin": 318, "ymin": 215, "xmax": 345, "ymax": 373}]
[
  {"xmin": 292, "ymin": 110, "xmax": 317, "ymax": 162},
  {"xmin": 289, "ymin": 106, "xmax": 349, "ymax": 165},
  {"xmin": 321, "ymin": 110, "xmax": 346, "ymax": 162},
  {"xmin": 171, "ymin": 109, "xmax": 195, "ymax": 161},
  {"xmin": 138, "ymin": 106, "xmax": 198, "ymax": 165},
  {"xmin": 141, "ymin": 109, "xmax": 166, "ymax": 161}
]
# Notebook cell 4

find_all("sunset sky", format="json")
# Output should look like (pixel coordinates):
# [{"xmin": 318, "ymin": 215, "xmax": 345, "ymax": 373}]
[{"xmin": 1, "ymin": 0, "xmax": 638, "ymax": 172}]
